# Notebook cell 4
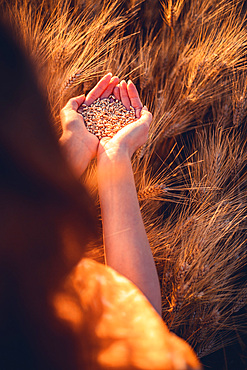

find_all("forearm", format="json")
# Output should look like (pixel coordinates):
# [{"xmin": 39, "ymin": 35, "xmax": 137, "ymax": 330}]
[{"xmin": 97, "ymin": 151, "xmax": 162, "ymax": 315}]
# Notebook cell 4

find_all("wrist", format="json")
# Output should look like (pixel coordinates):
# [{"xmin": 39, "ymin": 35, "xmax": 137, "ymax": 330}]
[
  {"xmin": 97, "ymin": 144, "xmax": 131, "ymax": 166},
  {"xmin": 97, "ymin": 148, "xmax": 134, "ymax": 184}
]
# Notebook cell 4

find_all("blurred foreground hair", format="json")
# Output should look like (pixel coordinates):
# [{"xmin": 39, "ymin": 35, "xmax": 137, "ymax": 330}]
[{"xmin": 0, "ymin": 21, "xmax": 98, "ymax": 369}]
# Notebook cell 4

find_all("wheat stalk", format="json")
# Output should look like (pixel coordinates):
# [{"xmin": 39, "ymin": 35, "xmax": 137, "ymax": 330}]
[
  {"xmin": 161, "ymin": 0, "xmax": 185, "ymax": 30},
  {"xmin": 2, "ymin": 0, "xmax": 247, "ymax": 363}
]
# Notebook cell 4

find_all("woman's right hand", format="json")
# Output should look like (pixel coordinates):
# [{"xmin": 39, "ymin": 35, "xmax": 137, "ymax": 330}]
[
  {"xmin": 59, "ymin": 73, "xmax": 119, "ymax": 177},
  {"xmin": 97, "ymin": 80, "xmax": 152, "ymax": 164}
]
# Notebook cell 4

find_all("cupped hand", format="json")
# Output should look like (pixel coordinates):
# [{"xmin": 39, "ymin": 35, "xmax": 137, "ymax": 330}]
[
  {"xmin": 59, "ymin": 73, "xmax": 119, "ymax": 177},
  {"xmin": 98, "ymin": 80, "xmax": 152, "ymax": 161}
]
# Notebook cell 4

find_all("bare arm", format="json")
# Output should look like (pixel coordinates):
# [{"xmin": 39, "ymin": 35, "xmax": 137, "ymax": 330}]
[
  {"xmin": 97, "ymin": 81, "xmax": 162, "ymax": 314},
  {"xmin": 59, "ymin": 76, "xmax": 162, "ymax": 314}
]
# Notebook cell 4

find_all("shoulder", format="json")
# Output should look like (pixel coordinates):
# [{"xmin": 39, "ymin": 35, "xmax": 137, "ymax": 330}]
[{"xmin": 54, "ymin": 258, "xmax": 201, "ymax": 370}]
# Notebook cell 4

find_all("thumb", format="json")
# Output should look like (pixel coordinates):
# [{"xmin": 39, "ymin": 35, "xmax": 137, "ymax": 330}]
[
  {"xmin": 138, "ymin": 106, "xmax": 152, "ymax": 126},
  {"xmin": 64, "ymin": 94, "xmax": 86, "ymax": 112}
]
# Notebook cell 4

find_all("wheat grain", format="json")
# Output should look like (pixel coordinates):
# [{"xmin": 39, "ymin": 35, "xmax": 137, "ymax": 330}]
[
  {"xmin": 138, "ymin": 184, "xmax": 168, "ymax": 201},
  {"xmin": 78, "ymin": 95, "xmax": 136, "ymax": 139}
]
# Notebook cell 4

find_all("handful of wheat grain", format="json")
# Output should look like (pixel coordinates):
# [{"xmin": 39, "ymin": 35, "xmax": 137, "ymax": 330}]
[{"xmin": 78, "ymin": 95, "xmax": 136, "ymax": 140}]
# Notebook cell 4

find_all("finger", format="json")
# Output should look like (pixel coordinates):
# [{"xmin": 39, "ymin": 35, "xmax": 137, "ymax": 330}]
[
  {"xmin": 85, "ymin": 72, "xmax": 112, "ymax": 105},
  {"xmin": 60, "ymin": 96, "xmax": 86, "ymax": 130},
  {"xmin": 137, "ymin": 106, "xmax": 152, "ymax": 127},
  {"xmin": 127, "ymin": 80, "xmax": 143, "ymax": 118},
  {"xmin": 119, "ymin": 80, "xmax": 131, "ymax": 110},
  {"xmin": 113, "ymin": 85, "xmax": 121, "ymax": 100},
  {"xmin": 99, "ymin": 136, "xmax": 111, "ymax": 146},
  {"xmin": 100, "ymin": 76, "xmax": 119, "ymax": 98},
  {"xmin": 64, "ymin": 94, "xmax": 85, "ymax": 111}
]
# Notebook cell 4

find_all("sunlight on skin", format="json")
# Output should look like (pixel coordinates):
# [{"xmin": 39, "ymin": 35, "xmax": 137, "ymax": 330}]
[
  {"xmin": 85, "ymin": 73, "xmax": 114, "ymax": 105},
  {"xmin": 113, "ymin": 85, "xmax": 121, "ymax": 100},
  {"xmin": 100, "ymin": 76, "xmax": 119, "ymax": 98},
  {"xmin": 60, "ymin": 73, "xmax": 149, "ymax": 177},
  {"xmin": 127, "ymin": 80, "xmax": 143, "ymax": 118},
  {"xmin": 60, "ymin": 74, "xmax": 161, "ymax": 313},
  {"xmin": 119, "ymin": 80, "xmax": 131, "ymax": 110}
]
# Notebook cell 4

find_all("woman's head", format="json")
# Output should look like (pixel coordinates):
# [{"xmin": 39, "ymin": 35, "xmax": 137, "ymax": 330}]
[{"xmin": 0, "ymin": 21, "xmax": 97, "ymax": 369}]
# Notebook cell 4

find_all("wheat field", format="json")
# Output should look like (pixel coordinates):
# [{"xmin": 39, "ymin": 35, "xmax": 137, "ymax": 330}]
[{"xmin": 1, "ymin": 0, "xmax": 247, "ymax": 366}]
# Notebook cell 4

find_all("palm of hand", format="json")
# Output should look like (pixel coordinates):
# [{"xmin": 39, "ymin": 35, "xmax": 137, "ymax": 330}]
[
  {"xmin": 98, "ymin": 80, "xmax": 152, "ymax": 160},
  {"xmin": 60, "ymin": 74, "xmax": 151, "ymax": 176},
  {"xmin": 60, "ymin": 100, "xmax": 99, "ymax": 177},
  {"xmin": 60, "ymin": 73, "xmax": 118, "ymax": 176}
]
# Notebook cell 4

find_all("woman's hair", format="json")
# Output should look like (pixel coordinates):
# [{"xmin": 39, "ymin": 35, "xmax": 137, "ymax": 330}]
[{"xmin": 0, "ymin": 21, "xmax": 98, "ymax": 369}]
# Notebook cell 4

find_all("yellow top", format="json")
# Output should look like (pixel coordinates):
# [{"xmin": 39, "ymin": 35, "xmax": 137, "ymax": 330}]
[{"xmin": 54, "ymin": 258, "xmax": 201, "ymax": 370}]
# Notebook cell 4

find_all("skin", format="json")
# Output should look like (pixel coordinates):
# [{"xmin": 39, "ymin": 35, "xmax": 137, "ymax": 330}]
[
  {"xmin": 59, "ymin": 74, "xmax": 162, "ymax": 314},
  {"xmin": 59, "ymin": 73, "xmax": 116, "ymax": 177}
]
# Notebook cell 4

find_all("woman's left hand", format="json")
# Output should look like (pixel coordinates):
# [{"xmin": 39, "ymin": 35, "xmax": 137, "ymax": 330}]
[
  {"xmin": 97, "ymin": 79, "xmax": 152, "ymax": 164},
  {"xmin": 59, "ymin": 73, "xmax": 119, "ymax": 177}
]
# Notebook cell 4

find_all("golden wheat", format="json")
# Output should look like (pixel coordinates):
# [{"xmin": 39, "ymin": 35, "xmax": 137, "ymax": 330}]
[{"xmin": 1, "ymin": 0, "xmax": 247, "ymax": 363}]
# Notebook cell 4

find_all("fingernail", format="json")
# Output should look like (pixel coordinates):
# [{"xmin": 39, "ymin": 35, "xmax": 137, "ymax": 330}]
[
  {"xmin": 127, "ymin": 79, "xmax": 132, "ymax": 85},
  {"xmin": 143, "ymin": 105, "xmax": 148, "ymax": 110}
]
